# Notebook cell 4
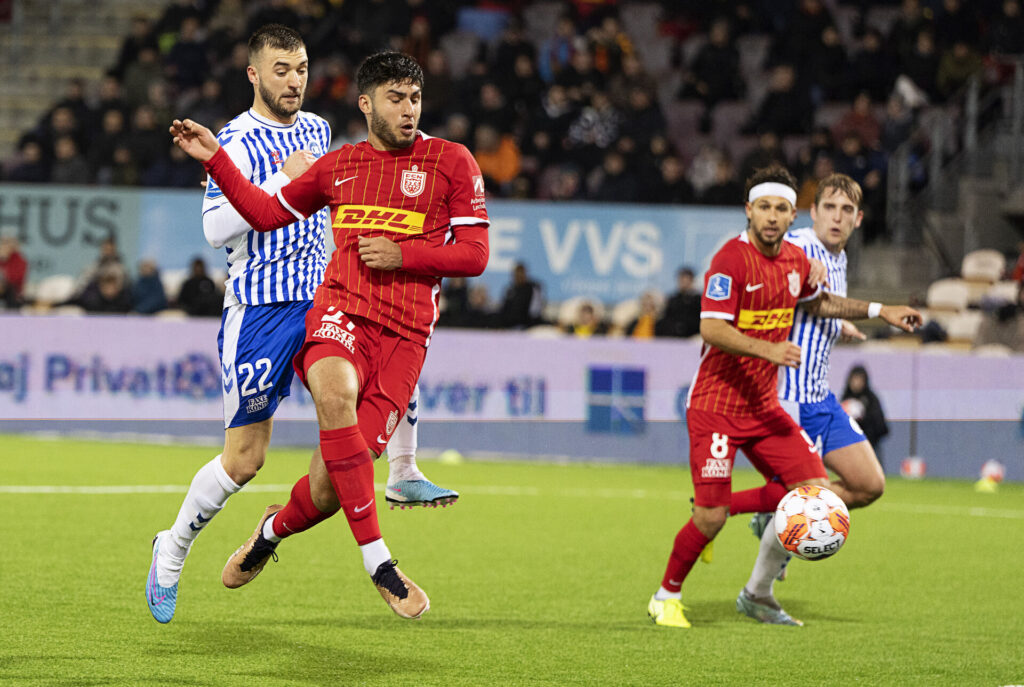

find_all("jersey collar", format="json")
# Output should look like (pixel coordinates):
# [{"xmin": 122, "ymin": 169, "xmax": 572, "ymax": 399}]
[{"xmin": 246, "ymin": 108, "xmax": 302, "ymax": 129}]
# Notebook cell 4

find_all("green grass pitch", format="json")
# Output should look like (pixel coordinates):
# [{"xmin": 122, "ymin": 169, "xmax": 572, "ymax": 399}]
[{"xmin": 1, "ymin": 433, "xmax": 1022, "ymax": 686}]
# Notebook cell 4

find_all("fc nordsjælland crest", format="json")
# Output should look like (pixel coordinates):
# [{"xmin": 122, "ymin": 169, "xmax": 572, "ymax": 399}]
[{"xmin": 401, "ymin": 165, "xmax": 426, "ymax": 198}]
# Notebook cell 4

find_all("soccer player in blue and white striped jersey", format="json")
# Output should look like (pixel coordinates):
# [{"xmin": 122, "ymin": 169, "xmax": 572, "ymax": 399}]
[
  {"xmin": 737, "ymin": 174, "xmax": 922, "ymax": 625},
  {"xmin": 146, "ymin": 25, "xmax": 450, "ymax": 624}
]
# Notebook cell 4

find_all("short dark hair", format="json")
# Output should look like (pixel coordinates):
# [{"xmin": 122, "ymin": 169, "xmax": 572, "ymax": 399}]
[
  {"xmin": 356, "ymin": 51, "xmax": 424, "ymax": 96},
  {"xmin": 743, "ymin": 164, "xmax": 798, "ymax": 202},
  {"xmin": 248, "ymin": 24, "xmax": 304, "ymax": 63}
]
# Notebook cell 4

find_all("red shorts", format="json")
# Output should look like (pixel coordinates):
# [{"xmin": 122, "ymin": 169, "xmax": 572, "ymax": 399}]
[
  {"xmin": 293, "ymin": 303, "xmax": 425, "ymax": 454},
  {"xmin": 686, "ymin": 406, "xmax": 827, "ymax": 508}
]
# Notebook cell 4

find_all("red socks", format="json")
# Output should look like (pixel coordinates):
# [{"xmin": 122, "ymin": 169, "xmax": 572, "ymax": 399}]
[
  {"xmin": 319, "ymin": 426, "xmax": 380, "ymax": 546},
  {"xmin": 729, "ymin": 481, "xmax": 789, "ymax": 515},
  {"xmin": 660, "ymin": 520, "xmax": 710, "ymax": 593},
  {"xmin": 272, "ymin": 474, "xmax": 337, "ymax": 538}
]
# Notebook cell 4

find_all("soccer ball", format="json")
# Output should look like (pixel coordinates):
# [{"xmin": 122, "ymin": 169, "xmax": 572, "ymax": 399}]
[{"xmin": 774, "ymin": 485, "xmax": 850, "ymax": 561}]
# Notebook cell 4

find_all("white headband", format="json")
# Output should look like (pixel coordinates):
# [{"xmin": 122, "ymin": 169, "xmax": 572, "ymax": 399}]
[{"xmin": 748, "ymin": 182, "xmax": 797, "ymax": 206}]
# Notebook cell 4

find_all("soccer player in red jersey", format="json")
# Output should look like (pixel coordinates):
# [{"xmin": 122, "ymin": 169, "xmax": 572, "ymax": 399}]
[
  {"xmin": 170, "ymin": 51, "xmax": 489, "ymax": 619},
  {"xmin": 647, "ymin": 166, "xmax": 920, "ymax": 628}
]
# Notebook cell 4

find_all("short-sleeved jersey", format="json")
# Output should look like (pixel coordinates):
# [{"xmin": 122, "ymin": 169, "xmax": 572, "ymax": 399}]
[
  {"xmin": 276, "ymin": 132, "xmax": 489, "ymax": 346},
  {"xmin": 687, "ymin": 232, "xmax": 820, "ymax": 418},
  {"xmin": 779, "ymin": 226, "xmax": 848, "ymax": 403},
  {"xmin": 203, "ymin": 109, "xmax": 331, "ymax": 306}
]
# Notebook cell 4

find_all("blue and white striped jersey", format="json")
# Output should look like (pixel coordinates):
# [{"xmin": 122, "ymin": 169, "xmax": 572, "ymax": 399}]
[
  {"xmin": 202, "ymin": 109, "xmax": 331, "ymax": 307},
  {"xmin": 778, "ymin": 226, "xmax": 848, "ymax": 403}
]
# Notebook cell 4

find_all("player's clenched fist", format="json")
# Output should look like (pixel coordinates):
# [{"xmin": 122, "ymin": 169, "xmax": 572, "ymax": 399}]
[
  {"xmin": 767, "ymin": 341, "xmax": 802, "ymax": 368},
  {"xmin": 282, "ymin": 150, "xmax": 316, "ymax": 179},
  {"xmin": 358, "ymin": 235, "xmax": 403, "ymax": 270},
  {"xmin": 169, "ymin": 119, "xmax": 219, "ymax": 162}
]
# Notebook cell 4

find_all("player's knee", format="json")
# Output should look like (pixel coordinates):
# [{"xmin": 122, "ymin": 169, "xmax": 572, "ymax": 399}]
[
  {"xmin": 856, "ymin": 474, "xmax": 885, "ymax": 507},
  {"xmin": 310, "ymin": 478, "xmax": 339, "ymax": 512},
  {"xmin": 693, "ymin": 507, "xmax": 728, "ymax": 538},
  {"xmin": 222, "ymin": 448, "xmax": 266, "ymax": 484}
]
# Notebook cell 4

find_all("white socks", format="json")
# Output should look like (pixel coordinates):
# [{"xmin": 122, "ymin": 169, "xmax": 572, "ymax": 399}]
[
  {"xmin": 386, "ymin": 385, "xmax": 425, "ymax": 484},
  {"xmin": 158, "ymin": 454, "xmax": 242, "ymax": 586},
  {"xmin": 654, "ymin": 586, "xmax": 682, "ymax": 601},
  {"xmin": 263, "ymin": 514, "xmax": 281, "ymax": 543},
  {"xmin": 360, "ymin": 538, "xmax": 392, "ymax": 576},
  {"xmin": 745, "ymin": 521, "xmax": 790, "ymax": 598}
]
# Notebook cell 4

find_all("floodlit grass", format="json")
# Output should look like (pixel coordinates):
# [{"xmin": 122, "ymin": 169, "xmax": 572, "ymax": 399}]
[{"xmin": 1, "ymin": 434, "xmax": 1022, "ymax": 686}]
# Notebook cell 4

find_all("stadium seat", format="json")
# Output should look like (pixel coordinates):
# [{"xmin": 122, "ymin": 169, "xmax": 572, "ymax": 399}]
[
  {"xmin": 984, "ymin": 280, "xmax": 1020, "ymax": 305},
  {"xmin": 155, "ymin": 308, "xmax": 188, "ymax": 320},
  {"xmin": 735, "ymin": 34, "xmax": 771, "ymax": 83},
  {"xmin": 711, "ymin": 100, "xmax": 750, "ymax": 148},
  {"xmin": 33, "ymin": 274, "xmax": 76, "ymax": 305},
  {"xmin": 961, "ymin": 249, "xmax": 1005, "ymax": 283},
  {"xmin": 525, "ymin": 324, "xmax": 565, "ymax": 338},
  {"xmin": 944, "ymin": 310, "xmax": 984, "ymax": 342},
  {"xmin": 610, "ymin": 299, "xmax": 640, "ymax": 330},
  {"xmin": 813, "ymin": 102, "xmax": 850, "ymax": 130},
  {"xmin": 972, "ymin": 343, "xmax": 1014, "ymax": 356},
  {"xmin": 522, "ymin": 1, "xmax": 567, "ymax": 44},
  {"xmin": 159, "ymin": 268, "xmax": 188, "ymax": 303},
  {"xmin": 439, "ymin": 30, "xmax": 480, "ymax": 79},
  {"xmin": 925, "ymin": 278, "xmax": 970, "ymax": 311},
  {"xmin": 619, "ymin": 2, "xmax": 662, "ymax": 45}
]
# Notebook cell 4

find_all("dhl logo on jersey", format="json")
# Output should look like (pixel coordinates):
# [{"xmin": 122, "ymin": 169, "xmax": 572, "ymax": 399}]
[
  {"xmin": 333, "ymin": 205, "xmax": 425, "ymax": 235},
  {"xmin": 737, "ymin": 307, "xmax": 794, "ymax": 331}
]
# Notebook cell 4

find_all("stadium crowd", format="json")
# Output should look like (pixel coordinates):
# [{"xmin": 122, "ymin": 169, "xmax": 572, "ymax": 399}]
[
  {"xmin": 4, "ymin": 0, "xmax": 1022, "ymax": 245},
  {"xmin": 3, "ymin": 0, "xmax": 1024, "ymax": 347}
]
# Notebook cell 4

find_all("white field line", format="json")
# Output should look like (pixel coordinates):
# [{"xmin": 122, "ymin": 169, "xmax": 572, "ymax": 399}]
[{"xmin": 0, "ymin": 483, "xmax": 1022, "ymax": 520}]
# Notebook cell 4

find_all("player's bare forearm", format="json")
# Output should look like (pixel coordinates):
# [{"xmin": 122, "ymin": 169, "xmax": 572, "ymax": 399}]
[
  {"xmin": 202, "ymin": 148, "xmax": 297, "ymax": 232},
  {"xmin": 803, "ymin": 293, "xmax": 922, "ymax": 332},
  {"xmin": 700, "ymin": 318, "xmax": 801, "ymax": 367}
]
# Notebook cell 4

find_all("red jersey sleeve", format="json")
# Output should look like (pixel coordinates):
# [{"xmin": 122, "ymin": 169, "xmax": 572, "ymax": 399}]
[
  {"xmin": 202, "ymin": 147, "xmax": 303, "ymax": 231},
  {"xmin": 701, "ymin": 243, "xmax": 743, "ymax": 322},
  {"xmin": 444, "ymin": 143, "xmax": 489, "ymax": 226},
  {"xmin": 401, "ymin": 223, "xmax": 489, "ymax": 277},
  {"xmin": 277, "ymin": 155, "xmax": 331, "ymax": 221}
]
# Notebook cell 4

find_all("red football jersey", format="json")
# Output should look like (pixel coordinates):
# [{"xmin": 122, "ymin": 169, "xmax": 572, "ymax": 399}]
[
  {"xmin": 687, "ymin": 232, "xmax": 819, "ymax": 418},
  {"xmin": 276, "ymin": 133, "xmax": 489, "ymax": 345}
]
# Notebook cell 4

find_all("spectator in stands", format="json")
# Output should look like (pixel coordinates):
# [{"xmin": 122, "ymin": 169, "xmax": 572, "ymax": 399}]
[
  {"xmin": 41, "ymin": 106, "xmax": 83, "ymax": 163},
  {"xmin": 974, "ymin": 281, "xmax": 1024, "ymax": 352},
  {"xmin": 532, "ymin": 84, "xmax": 577, "ymax": 143},
  {"xmin": 132, "ymin": 259, "xmax": 168, "ymax": 314},
  {"xmin": 95, "ymin": 75, "xmax": 128, "ymax": 123},
  {"xmin": 626, "ymin": 291, "xmax": 661, "ymax": 339},
  {"xmin": 587, "ymin": 15, "xmax": 631, "ymax": 76},
  {"xmin": 1010, "ymin": 240, "xmax": 1024, "ymax": 282},
  {"xmin": 108, "ymin": 146, "xmax": 140, "ymax": 187},
  {"xmin": 688, "ymin": 143, "xmax": 726, "ymax": 198},
  {"xmin": 123, "ymin": 46, "xmax": 165, "ymax": 110},
  {"xmin": 50, "ymin": 78, "xmax": 95, "ymax": 135},
  {"xmin": 491, "ymin": 18, "xmax": 537, "ymax": 79},
  {"xmin": 141, "ymin": 144, "xmax": 203, "ymax": 188},
  {"xmin": 566, "ymin": 301, "xmax": 608, "ymax": 337},
  {"xmin": 499, "ymin": 262, "xmax": 544, "ymax": 329},
  {"xmin": 556, "ymin": 47, "xmax": 606, "ymax": 106},
  {"xmin": 937, "ymin": 40, "xmax": 983, "ymax": 98},
  {"xmin": 217, "ymin": 42, "xmax": 254, "ymax": 116},
  {"xmin": 657, "ymin": 267, "xmax": 701, "ymax": 338},
  {"xmin": 128, "ymin": 105, "xmax": 169, "ymax": 175},
  {"xmin": 781, "ymin": 0, "xmax": 832, "ymax": 66},
  {"xmin": 420, "ymin": 50, "xmax": 457, "ymax": 131},
  {"xmin": 841, "ymin": 365, "xmax": 890, "ymax": 458},
  {"xmin": 833, "ymin": 92, "xmax": 881, "ymax": 151},
  {"xmin": 166, "ymin": 16, "xmax": 209, "ymax": 91},
  {"xmin": 933, "ymin": 0, "xmax": 979, "ymax": 51},
  {"xmin": 176, "ymin": 257, "xmax": 221, "ymax": 317},
  {"xmin": 82, "ymin": 237, "xmax": 126, "ymax": 287},
  {"xmin": 567, "ymin": 91, "xmax": 622, "ymax": 153},
  {"xmin": 890, "ymin": 0, "xmax": 928, "ymax": 63},
  {"xmin": 402, "ymin": 15, "xmax": 432, "ymax": 66},
  {"xmin": 901, "ymin": 30, "xmax": 940, "ymax": 100},
  {"xmin": 507, "ymin": 54, "xmax": 546, "ymax": 123},
  {"xmin": 7, "ymin": 141, "xmax": 48, "ymax": 183},
  {"xmin": 746, "ymin": 64, "xmax": 810, "ymax": 136},
  {"xmin": 987, "ymin": 0, "xmax": 1024, "ymax": 55},
  {"xmin": 50, "ymin": 136, "xmax": 91, "ymax": 185},
  {"xmin": 796, "ymin": 155, "xmax": 835, "ymax": 210},
  {"xmin": 880, "ymin": 95, "xmax": 915, "ymax": 153},
  {"xmin": 74, "ymin": 267, "xmax": 133, "ymax": 314},
  {"xmin": 809, "ymin": 24, "xmax": 849, "ymax": 102},
  {"xmin": 618, "ymin": 86, "xmax": 666, "ymax": 148},
  {"xmin": 646, "ymin": 155, "xmax": 695, "ymax": 205},
  {"xmin": 589, "ymin": 150, "xmax": 639, "ymax": 202},
  {"xmin": 0, "ymin": 234, "xmax": 28, "ymax": 309},
  {"xmin": 700, "ymin": 155, "xmax": 744, "ymax": 205},
  {"xmin": 679, "ymin": 17, "xmax": 743, "ymax": 130},
  {"xmin": 538, "ymin": 15, "xmax": 578, "ymax": 84},
  {"xmin": 112, "ymin": 14, "xmax": 156, "ymax": 79},
  {"xmin": 608, "ymin": 54, "xmax": 656, "ymax": 110},
  {"xmin": 439, "ymin": 278, "xmax": 495, "ymax": 329},
  {"xmin": 849, "ymin": 29, "xmax": 894, "ymax": 104},
  {"xmin": 186, "ymin": 78, "xmax": 229, "ymax": 126},
  {"xmin": 473, "ymin": 82, "xmax": 517, "ymax": 135},
  {"xmin": 474, "ymin": 124, "xmax": 522, "ymax": 191},
  {"xmin": 739, "ymin": 130, "xmax": 787, "ymax": 184}
]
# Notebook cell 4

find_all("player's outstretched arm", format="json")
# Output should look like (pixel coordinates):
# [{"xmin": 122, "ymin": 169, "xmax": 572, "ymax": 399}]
[
  {"xmin": 700, "ymin": 318, "xmax": 802, "ymax": 367},
  {"xmin": 802, "ymin": 293, "xmax": 922, "ymax": 332}
]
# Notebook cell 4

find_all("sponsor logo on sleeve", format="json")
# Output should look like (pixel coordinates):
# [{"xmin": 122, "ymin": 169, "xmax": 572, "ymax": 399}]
[
  {"xmin": 205, "ymin": 179, "xmax": 223, "ymax": 199},
  {"xmin": 736, "ymin": 308, "xmax": 794, "ymax": 330},
  {"xmin": 705, "ymin": 273, "xmax": 732, "ymax": 301}
]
